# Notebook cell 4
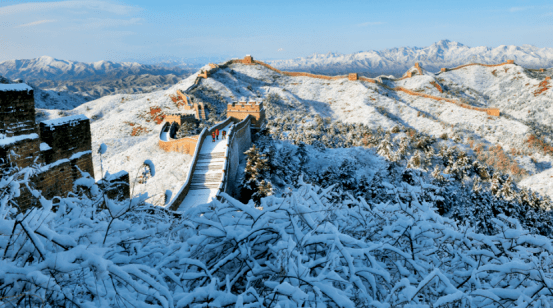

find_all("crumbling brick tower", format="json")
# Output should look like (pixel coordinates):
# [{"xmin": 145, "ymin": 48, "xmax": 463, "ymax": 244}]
[
  {"xmin": 0, "ymin": 83, "xmax": 98, "ymax": 210},
  {"xmin": 227, "ymin": 100, "xmax": 266, "ymax": 129}
]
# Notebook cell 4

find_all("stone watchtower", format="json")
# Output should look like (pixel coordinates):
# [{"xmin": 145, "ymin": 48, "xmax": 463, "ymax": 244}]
[
  {"xmin": 227, "ymin": 100, "xmax": 265, "ymax": 129},
  {"xmin": 243, "ymin": 55, "xmax": 254, "ymax": 64}
]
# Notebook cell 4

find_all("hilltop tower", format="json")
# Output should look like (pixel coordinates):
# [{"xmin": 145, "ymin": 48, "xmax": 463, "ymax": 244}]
[
  {"xmin": 244, "ymin": 55, "xmax": 254, "ymax": 64},
  {"xmin": 227, "ymin": 100, "xmax": 265, "ymax": 129}
]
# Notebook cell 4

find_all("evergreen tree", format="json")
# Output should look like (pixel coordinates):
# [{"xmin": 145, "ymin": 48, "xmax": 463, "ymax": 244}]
[
  {"xmin": 242, "ymin": 145, "xmax": 271, "ymax": 204},
  {"xmin": 407, "ymin": 150, "xmax": 423, "ymax": 169},
  {"xmin": 377, "ymin": 134, "xmax": 394, "ymax": 160},
  {"xmin": 175, "ymin": 121, "xmax": 198, "ymax": 139}
]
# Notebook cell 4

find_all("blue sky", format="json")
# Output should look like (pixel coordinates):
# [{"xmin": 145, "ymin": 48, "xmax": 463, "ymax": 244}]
[{"xmin": 0, "ymin": 0, "xmax": 552, "ymax": 63}]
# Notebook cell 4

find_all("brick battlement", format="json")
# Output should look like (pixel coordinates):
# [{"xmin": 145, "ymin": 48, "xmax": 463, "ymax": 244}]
[
  {"xmin": 165, "ymin": 114, "xmax": 197, "ymax": 125},
  {"xmin": 228, "ymin": 101, "xmax": 263, "ymax": 111},
  {"xmin": 0, "ymin": 85, "xmax": 36, "ymax": 136}
]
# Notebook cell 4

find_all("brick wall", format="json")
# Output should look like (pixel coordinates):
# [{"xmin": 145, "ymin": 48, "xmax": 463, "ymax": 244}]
[
  {"xmin": 0, "ymin": 89, "xmax": 36, "ymax": 136},
  {"xmin": 0, "ymin": 135, "xmax": 42, "ymax": 169},
  {"xmin": 414, "ymin": 63, "xmax": 423, "ymax": 75},
  {"xmin": 71, "ymin": 151, "xmax": 94, "ymax": 179},
  {"xmin": 348, "ymin": 73, "xmax": 358, "ymax": 81},
  {"xmin": 445, "ymin": 60, "xmax": 516, "ymax": 72},
  {"xmin": 430, "ymin": 81, "xmax": 443, "ymax": 93},
  {"xmin": 33, "ymin": 160, "xmax": 74, "ymax": 201},
  {"xmin": 99, "ymin": 170, "xmax": 130, "ymax": 201},
  {"xmin": 159, "ymin": 136, "xmax": 199, "ymax": 155},
  {"xmin": 39, "ymin": 116, "xmax": 92, "ymax": 163}
]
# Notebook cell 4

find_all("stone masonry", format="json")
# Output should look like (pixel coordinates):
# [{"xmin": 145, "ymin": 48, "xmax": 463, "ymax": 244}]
[{"xmin": 0, "ymin": 84, "xmax": 36, "ymax": 137}]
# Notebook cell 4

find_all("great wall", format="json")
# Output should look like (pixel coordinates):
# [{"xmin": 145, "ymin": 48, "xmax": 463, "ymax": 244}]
[
  {"xmin": 0, "ymin": 83, "xmax": 129, "ymax": 210},
  {"xmin": 218, "ymin": 56, "xmax": 522, "ymax": 116},
  {"xmin": 156, "ymin": 55, "xmax": 552, "ymax": 210}
]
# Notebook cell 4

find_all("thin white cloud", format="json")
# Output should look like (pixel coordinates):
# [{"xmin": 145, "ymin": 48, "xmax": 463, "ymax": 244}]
[
  {"xmin": 509, "ymin": 6, "xmax": 534, "ymax": 12},
  {"xmin": 357, "ymin": 21, "xmax": 385, "ymax": 27},
  {"xmin": 0, "ymin": 1, "xmax": 140, "ymax": 16},
  {"xmin": 15, "ymin": 19, "xmax": 56, "ymax": 28}
]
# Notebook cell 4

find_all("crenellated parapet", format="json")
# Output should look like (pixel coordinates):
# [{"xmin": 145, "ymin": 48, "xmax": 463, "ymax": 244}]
[
  {"xmin": 227, "ymin": 100, "xmax": 265, "ymax": 128},
  {"xmin": 165, "ymin": 113, "xmax": 197, "ymax": 126}
]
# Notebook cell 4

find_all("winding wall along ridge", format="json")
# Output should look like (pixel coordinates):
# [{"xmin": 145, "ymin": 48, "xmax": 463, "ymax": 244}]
[
  {"xmin": 440, "ymin": 60, "xmax": 515, "ymax": 72},
  {"xmin": 212, "ymin": 56, "xmax": 516, "ymax": 116}
]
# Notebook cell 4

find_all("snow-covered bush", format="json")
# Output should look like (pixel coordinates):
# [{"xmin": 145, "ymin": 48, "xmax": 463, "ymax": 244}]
[
  {"xmin": 169, "ymin": 181, "xmax": 553, "ymax": 307},
  {"xmin": 3, "ymin": 162, "xmax": 553, "ymax": 306}
]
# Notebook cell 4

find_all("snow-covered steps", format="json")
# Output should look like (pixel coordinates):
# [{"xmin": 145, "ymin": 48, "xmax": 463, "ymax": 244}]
[{"xmin": 177, "ymin": 122, "xmax": 233, "ymax": 210}]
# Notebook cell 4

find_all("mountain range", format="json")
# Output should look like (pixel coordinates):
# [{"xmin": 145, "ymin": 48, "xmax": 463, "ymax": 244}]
[
  {"xmin": 0, "ymin": 56, "xmax": 190, "ymax": 81},
  {"xmin": 268, "ymin": 40, "xmax": 553, "ymax": 77}
]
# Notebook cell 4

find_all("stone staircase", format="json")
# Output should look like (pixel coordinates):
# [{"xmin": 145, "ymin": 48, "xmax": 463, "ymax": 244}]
[{"xmin": 189, "ymin": 152, "xmax": 225, "ymax": 190}]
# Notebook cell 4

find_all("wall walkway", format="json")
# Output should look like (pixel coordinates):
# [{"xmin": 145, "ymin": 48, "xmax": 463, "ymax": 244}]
[{"xmin": 165, "ymin": 116, "xmax": 252, "ymax": 211}]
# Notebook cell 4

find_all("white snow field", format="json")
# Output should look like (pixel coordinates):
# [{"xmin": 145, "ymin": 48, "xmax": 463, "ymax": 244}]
[{"xmin": 200, "ymin": 60, "xmax": 553, "ymax": 197}]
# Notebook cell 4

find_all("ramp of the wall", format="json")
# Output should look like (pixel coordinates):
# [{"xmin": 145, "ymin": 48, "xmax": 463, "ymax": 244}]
[{"xmin": 225, "ymin": 117, "xmax": 252, "ymax": 196}]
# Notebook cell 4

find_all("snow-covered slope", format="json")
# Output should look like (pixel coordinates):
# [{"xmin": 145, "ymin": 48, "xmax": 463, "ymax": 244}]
[
  {"xmin": 36, "ymin": 70, "xmax": 207, "ymax": 206},
  {"xmin": 269, "ymin": 40, "xmax": 553, "ymax": 76}
]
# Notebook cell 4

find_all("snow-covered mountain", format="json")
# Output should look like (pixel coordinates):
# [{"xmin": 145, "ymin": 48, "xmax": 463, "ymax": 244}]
[
  {"xmin": 127, "ymin": 55, "xmax": 231, "ymax": 69},
  {"xmin": 0, "ymin": 56, "xmax": 190, "ymax": 81},
  {"xmin": 6, "ymin": 59, "xmax": 553, "ymax": 307},
  {"xmin": 0, "ymin": 56, "xmax": 194, "ymax": 109},
  {"xmin": 268, "ymin": 40, "xmax": 553, "ymax": 76}
]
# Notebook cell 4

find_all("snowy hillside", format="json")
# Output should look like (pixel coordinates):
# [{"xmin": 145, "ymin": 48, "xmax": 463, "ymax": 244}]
[
  {"xmin": 34, "ymin": 58, "xmax": 553, "ymax": 206},
  {"xmin": 4, "ymin": 58, "xmax": 553, "ymax": 307},
  {"xmin": 194, "ymin": 60, "xmax": 552, "ymax": 198},
  {"xmin": 34, "ymin": 70, "xmax": 209, "ymax": 206},
  {"xmin": 269, "ymin": 40, "xmax": 553, "ymax": 76}
]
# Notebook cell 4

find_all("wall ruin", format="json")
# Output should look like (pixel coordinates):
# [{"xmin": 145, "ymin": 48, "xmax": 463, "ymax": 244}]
[{"xmin": 0, "ymin": 84, "xmax": 124, "ymax": 211}]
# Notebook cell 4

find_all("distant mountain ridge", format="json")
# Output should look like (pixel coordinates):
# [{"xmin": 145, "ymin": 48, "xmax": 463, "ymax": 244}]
[
  {"xmin": 267, "ymin": 40, "xmax": 553, "ymax": 77},
  {"xmin": 0, "ymin": 56, "xmax": 194, "ymax": 108},
  {"xmin": 0, "ymin": 56, "xmax": 191, "ymax": 82}
]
